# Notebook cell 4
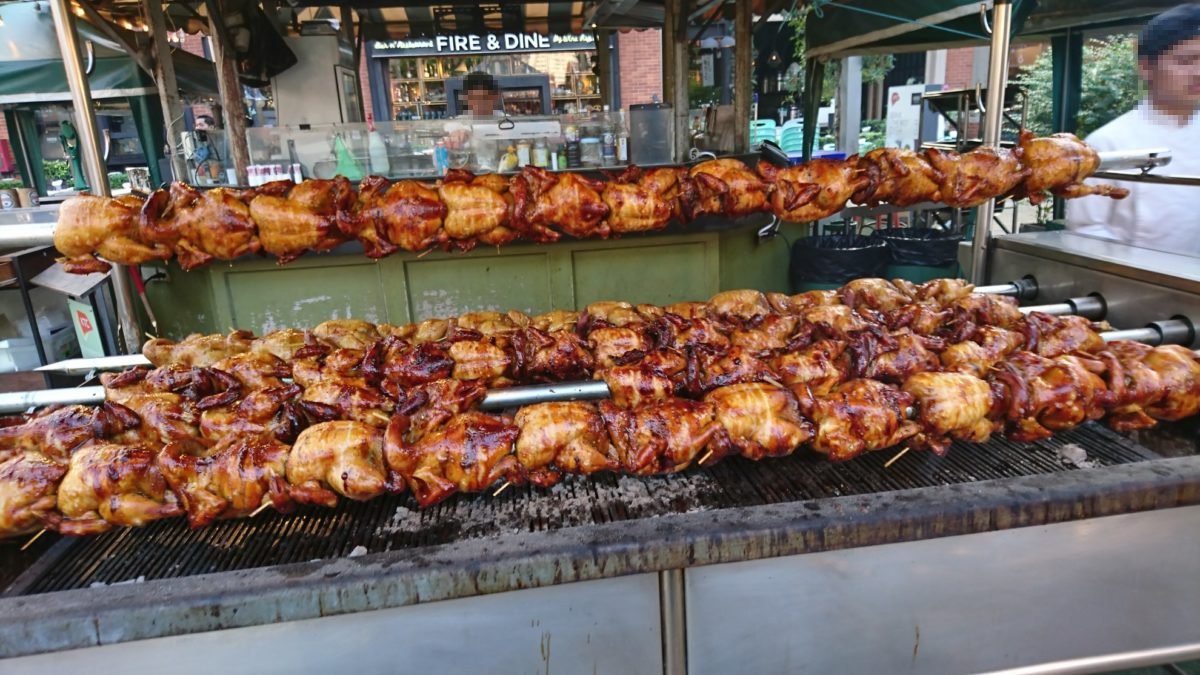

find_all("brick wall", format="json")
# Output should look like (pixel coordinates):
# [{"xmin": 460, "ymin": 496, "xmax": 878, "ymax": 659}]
[
  {"xmin": 617, "ymin": 29, "xmax": 663, "ymax": 109},
  {"xmin": 359, "ymin": 44, "xmax": 374, "ymax": 122},
  {"xmin": 944, "ymin": 47, "xmax": 975, "ymax": 90}
]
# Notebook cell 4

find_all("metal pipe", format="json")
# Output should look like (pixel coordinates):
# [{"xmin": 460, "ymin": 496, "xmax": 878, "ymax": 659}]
[
  {"xmin": 35, "ymin": 354, "xmax": 152, "ymax": 375},
  {"xmin": 0, "ymin": 223, "xmax": 56, "ymax": 249},
  {"xmin": 48, "ymin": 0, "xmax": 142, "ymax": 355},
  {"xmin": 968, "ymin": 0, "xmax": 1014, "ymax": 285},
  {"xmin": 973, "ymin": 283, "xmax": 1020, "ymax": 296},
  {"xmin": 659, "ymin": 569, "xmax": 688, "ymax": 675},
  {"xmin": 979, "ymin": 641, "xmax": 1200, "ymax": 675},
  {"xmin": 0, "ymin": 386, "xmax": 105, "ymax": 414},
  {"xmin": 478, "ymin": 380, "xmax": 611, "ymax": 411},
  {"xmin": 1100, "ymin": 327, "xmax": 1163, "ymax": 345},
  {"xmin": 1019, "ymin": 295, "xmax": 1106, "ymax": 320},
  {"xmin": 1095, "ymin": 148, "xmax": 1172, "ymax": 172}
]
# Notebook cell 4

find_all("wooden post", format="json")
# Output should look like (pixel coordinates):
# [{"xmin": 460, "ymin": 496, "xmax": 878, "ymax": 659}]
[
  {"xmin": 732, "ymin": 0, "xmax": 751, "ymax": 153},
  {"xmin": 596, "ymin": 29, "xmax": 612, "ymax": 108},
  {"xmin": 143, "ymin": 0, "xmax": 189, "ymax": 182},
  {"xmin": 205, "ymin": 0, "xmax": 250, "ymax": 185},
  {"xmin": 663, "ymin": 0, "xmax": 690, "ymax": 162}
]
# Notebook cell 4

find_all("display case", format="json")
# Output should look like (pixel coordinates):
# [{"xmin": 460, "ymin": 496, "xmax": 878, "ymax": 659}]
[
  {"xmin": 246, "ymin": 110, "xmax": 642, "ymax": 180},
  {"xmin": 445, "ymin": 75, "xmax": 552, "ymax": 116}
]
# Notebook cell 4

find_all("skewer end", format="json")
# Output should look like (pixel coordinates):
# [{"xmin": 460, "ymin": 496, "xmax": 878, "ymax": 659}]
[
  {"xmin": 492, "ymin": 481, "xmax": 512, "ymax": 497},
  {"xmin": 20, "ymin": 528, "xmax": 47, "ymax": 551},
  {"xmin": 884, "ymin": 446, "xmax": 911, "ymax": 469}
]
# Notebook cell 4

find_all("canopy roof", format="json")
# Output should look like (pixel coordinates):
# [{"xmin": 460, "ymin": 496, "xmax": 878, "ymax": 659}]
[{"xmin": 0, "ymin": 1, "xmax": 218, "ymax": 105}]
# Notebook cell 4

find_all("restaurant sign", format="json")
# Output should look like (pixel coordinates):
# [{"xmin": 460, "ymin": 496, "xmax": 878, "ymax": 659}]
[{"xmin": 370, "ymin": 32, "xmax": 595, "ymax": 58}]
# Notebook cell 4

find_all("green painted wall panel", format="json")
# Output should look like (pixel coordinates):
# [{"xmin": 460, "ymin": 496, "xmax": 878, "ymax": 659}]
[
  {"xmin": 717, "ymin": 222, "xmax": 803, "ymax": 294},
  {"xmin": 220, "ymin": 261, "xmax": 388, "ymax": 333},
  {"xmin": 572, "ymin": 241, "xmax": 718, "ymax": 307},
  {"xmin": 401, "ymin": 252, "xmax": 555, "ymax": 320},
  {"xmin": 144, "ymin": 262, "xmax": 218, "ymax": 337}
]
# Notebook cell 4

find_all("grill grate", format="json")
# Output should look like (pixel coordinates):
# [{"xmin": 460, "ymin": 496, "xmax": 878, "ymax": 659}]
[{"xmin": 9, "ymin": 423, "xmax": 1159, "ymax": 595}]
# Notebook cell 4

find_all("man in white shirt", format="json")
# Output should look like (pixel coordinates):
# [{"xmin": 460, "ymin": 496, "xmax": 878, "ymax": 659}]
[{"xmin": 1066, "ymin": 4, "xmax": 1200, "ymax": 258}]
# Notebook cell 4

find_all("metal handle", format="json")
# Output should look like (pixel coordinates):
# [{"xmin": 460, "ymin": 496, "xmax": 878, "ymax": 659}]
[
  {"xmin": 978, "ymin": 2, "xmax": 992, "ymax": 35},
  {"xmin": 84, "ymin": 39, "xmax": 94, "ymax": 75},
  {"xmin": 102, "ymin": 128, "xmax": 112, "ymax": 162},
  {"xmin": 1096, "ymin": 148, "xmax": 1172, "ymax": 173}
]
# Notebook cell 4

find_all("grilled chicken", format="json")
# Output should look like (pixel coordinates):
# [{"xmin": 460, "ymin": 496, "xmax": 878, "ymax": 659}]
[
  {"xmin": 1015, "ymin": 130, "xmax": 1129, "ymax": 204},
  {"xmin": 514, "ymin": 402, "xmax": 617, "ymax": 486},
  {"xmin": 200, "ymin": 384, "xmax": 306, "ymax": 443},
  {"xmin": 689, "ymin": 159, "xmax": 770, "ymax": 218},
  {"xmin": 384, "ymin": 411, "xmax": 520, "ymax": 507},
  {"xmin": 854, "ymin": 148, "xmax": 943, "ymax": 207},
  {"xmin": 140, "ymin": 184, "xmax": 261, "ymax": 270},
  {"xmin": 0, "ymin": 403, "xmax": 141, "ymax": 461},
  {"xmin": 602, "ymin": 166, "xmax": 683, "ymax": 234},
  {"xmin": 55, "ymin": 194, "xmax": 171, "ymax": 273},
  {"xmin": 902, "ymin": 372, "xmax": 998, "ymax": 454},
  {"xmin": 757, "ymin": 157, "xmax": 868, "ymax": 222},
  {"xmin": 287, "ymin": 421, "xmax": 388, "ymax": 506},
  {"xmin": 249, "ymin": 177, "xmax": 352, "ymax": 263},
  {"xmin": 600, "ymin": 398, "xmax": 720, "ymax": 475},
  {"xmin": 513, "ymin": 167, "xmax": 610, "ymax": 241},
  {"xmin": 439, "ymin": 169, "xmax": 516, "ymax": 245},
  {"xmin": 143, "ymin": 330, "xmax": 255, "ymax": 368},
  {"xmin": 54, "ymin": 442, "xmax": 182, "ymax": 535},
  {"xmin": 705, "ymin": 382, "xmax": 813, "ymax": 461},
  {"xmin": 159, "ymin": 434, "xmax": 292, "ymax": 527},
  {"xmin": 800, "ymin": 379, "xmax": 921, "ymax": 461},
  {"xmin": 0, "ymin": 451, "xmax": 68, "ymax": 538},
  {"xmin": 925, "ymin": 147, "xmax": 1031, "ymax": 209}
]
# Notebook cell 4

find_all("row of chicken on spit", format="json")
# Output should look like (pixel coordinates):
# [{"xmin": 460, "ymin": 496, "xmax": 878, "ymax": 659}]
[
  {"xmin": 2, "ymin": 278, "xmax": 1197, "ymax": 540},
  {"xmin": 53, "ymin": 131, "xmax": 1128, "ymax": 274}
]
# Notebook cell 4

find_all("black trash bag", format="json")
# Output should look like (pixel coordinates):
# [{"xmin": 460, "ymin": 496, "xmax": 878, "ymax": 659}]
[
  {"xmin": 878, "ymin": 229, "xmax": 963, "ymax": 267},
  {"xmin": 790, "ymin": 234, "xmax": 889, "ymax": 286}
]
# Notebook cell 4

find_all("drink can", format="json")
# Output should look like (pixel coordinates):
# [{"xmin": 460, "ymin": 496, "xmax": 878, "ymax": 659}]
[{"xmin": 434, "ymin": 141, "xmax": 450, "ymax": 176}]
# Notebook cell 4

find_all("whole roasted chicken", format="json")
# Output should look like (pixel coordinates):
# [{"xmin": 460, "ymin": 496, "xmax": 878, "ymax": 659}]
[
  {"xmin": 512, "ymin": 166, "xmax": 610, "ymax": 241},
  {"xmin": 55, "ymin": 194, "xmax": 171, "ymax": 273},
  {"xmin": 689, "ymin": 159, "xmax": 769, "ymax": 219},
  {"xmin": 924, "ymin": 146, "xmax": 1030, "ymax": 209},
  {"xmin": 757, "ymin": 158, "xmax": 868, "ymax": 222},
  {"xmin": 249, "ymin": 177, "xmax": 352, "ymax": 263},
  {"xmin": 1015, "ymin": 130, "xmax": 1129, "ymax": 204},
  {"xmin": 140, "ymin": 183, "xmax": 261, "ymax": 270},
  {"xmin": 159, "ymin": 435, "xmax": 292, "ymax": 528}
]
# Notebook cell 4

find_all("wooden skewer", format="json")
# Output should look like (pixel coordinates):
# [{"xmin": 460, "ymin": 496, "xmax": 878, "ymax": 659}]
[
  {"xmin": 369, "ymin": 410, "xmax": 392, "ymax": 425},
  {"xmin": 144, "ymin": 331, "xmax": 158, "ymax": 341},
  {"xmin": 492, "ymin": 481, "xmax": 512, "ymax": 497},
  {"xmin": 20, "ymin": 528, "xmax": 46, "ymax": 551},
  {"xmin": 250, "ymin": 500, "xmax": 273, "ymax": 518},
  {"xmin": 697, "ymin": 449, "xmax": 714, "ymax": 465},
  {"xmin": 884, "ymin": 446, "xmax": 911, "ymax": 469},
  {"xmin": 762, "ymin": 376, "xmax": 785, "ymax": 390},
  {"xmin": 417, "ymin": 248, "xmax": 434, "ymax": 259}
]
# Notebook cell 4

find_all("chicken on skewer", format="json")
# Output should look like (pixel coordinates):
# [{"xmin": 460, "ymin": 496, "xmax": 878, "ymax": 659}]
[
  {"xmin": 1014, "ymin": 130, "xmax": 1129, "ymax": 204},
  {"xmin": 55, "ymin": 194, "xmax": 172, "ymax": 274}
]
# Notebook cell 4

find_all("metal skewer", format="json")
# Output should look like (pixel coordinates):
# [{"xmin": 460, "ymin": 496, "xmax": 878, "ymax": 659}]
[
  {"xmin": 1019, "ymin": 295, "xmax": 1106, "ymax": 319},
  {"xmin": 36, "ymin": 354, "xmax": 153, "ymax": 375}
]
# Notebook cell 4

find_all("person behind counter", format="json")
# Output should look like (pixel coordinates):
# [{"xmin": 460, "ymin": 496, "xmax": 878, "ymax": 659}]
[
  {"xmin": 1066, "ymin": 3, "xmax": 1200, "ymax": 258},
  {"xmin": 445, "ymin": 71, "xmax": 508, "ymax": 172}
]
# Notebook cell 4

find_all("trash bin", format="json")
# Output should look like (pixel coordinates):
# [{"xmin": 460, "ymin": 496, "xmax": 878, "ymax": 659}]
[
  {"xmin": 879, "ymin": 229, "xmax": 963, "ymax": 282},
  {"xmin": 790, "ymin": 234, "xmax": 889, "ymax": 292}
]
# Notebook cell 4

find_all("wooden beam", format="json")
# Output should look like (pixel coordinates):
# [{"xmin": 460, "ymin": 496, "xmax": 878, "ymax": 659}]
[
  {"xmin": 77, "ymin": 1, "xmax": 154, "ymax": 76},
  {"xmin": 663, "ymin": 0, "xmax": 690, "ymax": 162},
  {"xmin": 142, "ymin": 0, "xmax": 188, "ymax": 182},
  {"xmin": 732, "ymin": 0, "xmax": 751, "ymax": 153},
  {"xmin": 596, "ymin": 29, "xmax": 612, "ymax": 108},
  {"xmin": 205, "ymin": 0, "xmax": 250, "ymax": 185}
]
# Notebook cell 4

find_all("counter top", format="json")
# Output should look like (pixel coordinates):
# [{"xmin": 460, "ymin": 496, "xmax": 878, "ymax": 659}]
[{"xmin": 994, "ymin": 230, "xmax": 1200, "ymax": 294}]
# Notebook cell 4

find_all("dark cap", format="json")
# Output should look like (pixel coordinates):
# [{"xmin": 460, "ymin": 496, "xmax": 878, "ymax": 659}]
[
  {"xmin": 1140, "ymin": 3, "xmax": 1200, "ymax": 61},
  {"xmin": 464, "ymin": 71, "xmax": 498, "ymax": 93}
]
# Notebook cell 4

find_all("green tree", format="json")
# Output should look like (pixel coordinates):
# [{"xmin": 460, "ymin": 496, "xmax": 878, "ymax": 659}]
[
  {"xmin": 1016, "ymin": 35, "xmax": 1142, "ymax": 137},
  {"xmin": 786, "ymin": 8, "xmax": 894, "ymax": 103}
]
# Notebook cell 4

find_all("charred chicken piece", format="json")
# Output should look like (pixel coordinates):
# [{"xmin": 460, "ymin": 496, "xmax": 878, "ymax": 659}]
[
  {"xmin": 800, "ymin": 379, "xmax": 921, "ymax": 462},
  {"xmin": 924, "ymin": 146, "xmax": 1031, "ymax": 209},
  {"xmin": 211, "ymin": 351, "xmax": 291, "ymax": 391},
  {"xmin": 1015, "ymin": 129, "xmax": 1129, "ymax": 204},
  {"xmin": 159, "ymin": 434, "xmax": 292, "ymax": 528},
  {"xmin": 200, "ymin": 384, "xmax": 306, "ymax": 443},
  {"xmin": 54, "ymin": 442, "xmax": 182, "ymax": 535},
  {"xmin": 0, "ymin": 451, "xmax": 67, "ymax": 539},
  {"xmin": 512, "ymin": 166, "xmax": 610, "ymax": 241},
  {"xmin": 0, "ymin": 403, "xmax": 141, "ymax": 461},
  {"xmin": 902, "ymin": 372, "xmax": 998, "ymax": 455},
  {"xmin": 651, "ymin": 314, "xmax": 732, "ymax": 352},
  {"xmin": 511, "ymin": 327, "xmax": 594, "ymax": 382},
  {"xmin": 335, "ymin": 176, "xmax": 400, "ymax": 258},
  {"xmin": 514, "ymin": 402, "xmax": 617, "ymax": 486},
  {"xmin": 853, "ymin": 148, "xmax": 944, "ymax": 207},
  {"xmin": 705, "ymin": 382, "xmax": 813, "ymax": 461},
  {"xmin": 860, "ymin": 329, "xmax": 943, "ymax": 385},
  {"xmin": 287, "ymin": 421, "xmax": 388, "ymax": 506},
  {"xmin": 55, "ymin": 194, "xmax": 171, "ymax": 273},
  {"xmin": 377, "ymin": 338, "xmax": 455, "ymax": 392},
  {"xmin": 393, "ymin": 378, "xmax": 487, "ymax": 441},
  {"xmin": 685, "ymin": 345, "xmax": 777, "ymax": 395},
  {"xmin": 249, "ymin": 177, "xmax": 352, "ymax": 264},
  {"xmin": 140, "ymin": 184, "xmax": 260, "ymax": 270},
  {"xmin": 1023, "ymin": 312, "xmax": 1104, "ymax": 358},
  {"xmin": 757, "ymin": 157, "xmax": 868, "ymax": 221},
  {"xmin": 1099, "ymin": 341, "xmax": 1166, "ymax": 431},
  {"xmin": 600, "ymin": 398, "xmax": 720, "ymax": 475},
  {"xmin": 143, "ymin": 329, "xmax": 255, "ymax": 368},
  {"xmin": 301, "ymin": 380, "xmax": 395, "ymax": 428},
  {"xmin": 991, "ymin": 351, "xmax": 1112, "ymax": 442},
  {"xmin": 689, "ymin": 159, "xmax": 770, "ymax": 219},
  {"xmin": 600, "ymin": 363, "xmax": 677, "ymax": 409},
  {"xmin": 384, "ymin": 412, "xmax": 520, "ymax": 507}
]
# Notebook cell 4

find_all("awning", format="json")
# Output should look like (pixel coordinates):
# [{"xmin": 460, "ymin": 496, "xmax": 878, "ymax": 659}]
[
  {"xmin": 294, "ymin": 2, "xmax": 589, "ymax": 38},
  {"xmin": 0, "ymin": 1, "xmax": 218, "ymax": 105}
]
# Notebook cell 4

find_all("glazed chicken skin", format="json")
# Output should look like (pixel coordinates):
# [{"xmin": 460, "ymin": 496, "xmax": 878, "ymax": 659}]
[
  {"xmin": 512, "ymin": 167, "xmax": 610, "ymax": 241},
  {"xmin": 853, "ymin": 148, "xmax": 943, "ymax": 207},
  {"xmin": 800, "ymin": 379, "xmax": 921, "ymax": 461},
  {"xmin": 689, "ymin": 159, "xmax": 770, "ymax": 218},
  {"xmin": 55, "ymin": 194, "xmax": 171, "ymax": 273},
  {"xmin": 0, "ymin": 451, "xmax": 68, "ymax": 538},
  {"xmin": 384, "ymin": 412, "xmax": 520, "ymax": 508},
  {"xmin": 773, "ymin": 339, "xmax": 850, "ymax": 401},
  {"xmin": 757, "ymin": 158, "xmax": 869, "ymax": 222},
  {"xmin": 439, "ymin": 169, "xmax": 515, "ymax": 245},
  {"xmin": 338, "ymin": 176, "xmax": 446, "ymax": 255},
  {"xmin": 902, "ymin": 372, "xmax": 997, "ymax": 455},
  {"xmin": 200, "ymin": 383, "xmax": 306, "ymax": 443},
  {"xmin": 119, "ymin": 393, "xmax": 200, "ymax": 447},
  {"xmin": 1101, "ymin": 341, "xmax": 1167, "ymax": 431},
  {"xmin": 392, "ymin": 379, "xmax": 486, "ymax": 441},
  {"xmin": 511, "ymin": 327, "xmax": 594, "ymax": 382},
  {"xmin": 600, "ymin": 398, "xmax": 720, "ymax": 475},
  {"xmin": 514, "ymin": 402, "xmax": 617, "ymax": 487},
  {"xmin": 0, "ymin": 403, "xmax": 141, "ymax": 460},
  {"xmin": 940, "ymin": 326, "xmax": 1025, "ymax": 379},
  {"xmin": 251, "ymin": 329, "xmax": 328, "ymax": 362},
  {"xmin": 53, "ymin": 442, "xmax": 183, "ymax": 535},
  {"xmin": 925, "ymin": 147, "xmax": 1031, "ymax": 209},
  {"xmin": 249, "ymin": 177, "xmax": 352, "ymax": 264},
  {"xmin": 211, "ymin": 351, "xmax": 291, "ymax": 390},
  {"xmin": 287, "ymin": 421, "xmax": 388, "ymax": 506},
  {"xmin": 1015, "ymin": 130, "xmax": 1128, "ymax": 204},
  {"xmin": 1140, "ymin": 345, "xmax": 1200, "ymax": 421},
  {"xmin": 143, "ymin": 330, "xmax": 255, "ymax": 368},
  {"xmin": 705, "ymin": 383, "xmax": 813, "ymax": 461},
  {"xmin": 140, "ymin": 184, "xmax": 261, "ymax": 270},
  {"xmin": 312, "ymin": 319, "xmax": 381, "ymax": 351},
  {"xmin": 159, "ymin": 435, "xmax": 292, "ymax": 528},
  {"xmin": 602, "ymin": 166, "xmax": 684, "ymax": 234},
  {"xmin": 589, "ymin": 326, "xmax": 653, "ymax": 368},
  {"xmin": 991, "ymin": 351, "xmax": 1113, "ymax": 442}
]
